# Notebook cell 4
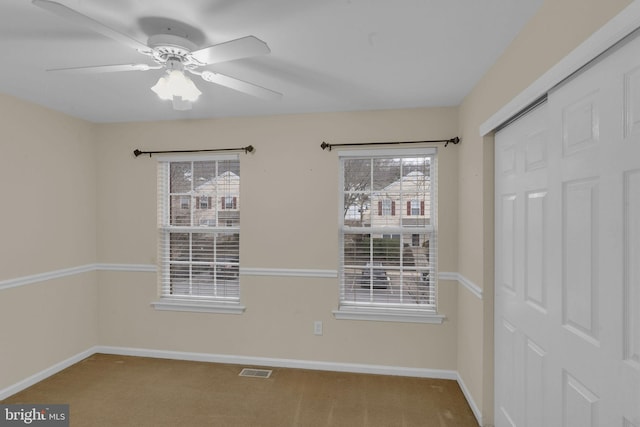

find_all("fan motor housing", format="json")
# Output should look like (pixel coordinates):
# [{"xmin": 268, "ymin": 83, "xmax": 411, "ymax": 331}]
[{"xmin": 148, "ymin": 34, "xmax": 201, "ymax": 66}]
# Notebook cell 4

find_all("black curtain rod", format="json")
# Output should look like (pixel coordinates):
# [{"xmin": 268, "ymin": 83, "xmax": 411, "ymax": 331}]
[
  {"xmin": 320, "ymin": 137, "xmax": 460, "ymax": 151},
  {"xmin": 133, "ymin": 145, "xmax": 254, "ymax": 158}
]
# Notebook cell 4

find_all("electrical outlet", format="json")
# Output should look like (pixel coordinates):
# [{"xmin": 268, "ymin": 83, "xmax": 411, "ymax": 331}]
[{"xmin": 314, "ymin": 321, "xmax": 323, "ymax": 336}]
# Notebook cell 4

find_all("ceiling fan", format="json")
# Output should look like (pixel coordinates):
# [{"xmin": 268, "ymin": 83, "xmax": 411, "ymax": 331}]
[{"xmin": 32, "ymin": 0, "xmax": 283, "ymax": 110}]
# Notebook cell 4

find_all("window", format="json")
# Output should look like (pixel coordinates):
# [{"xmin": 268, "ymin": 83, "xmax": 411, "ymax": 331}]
[
  {"xmin": 180, "ymin": 196, "xmax": 190, "ymax": 210},
  {"xmin": 152, "ymin": 155, "xmax": 244, "ymax": 314},
  {"xmin": 197, "ymin": 196, "xmax": 211, "ymax": 209},
  {"xmin": 379, "ymin": 199, "xmax": 394, "ymax": 216},
  {"xmin": 222, "ymin": 195, "xmax": 237, "ymax": 210},
  {"xmin": 409, "ymin": 199, "xmax": 421, "ymax": 216},
  {"xmin": 335, "ymin": 148, "xmax": 442, "ymax": 323}
]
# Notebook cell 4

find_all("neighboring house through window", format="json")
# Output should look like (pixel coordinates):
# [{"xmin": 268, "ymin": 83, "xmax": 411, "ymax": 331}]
[
  {"xmin": 335, "ymin": 148, "xmax": 442, "ymax": 323},
  {"xmin": 152, "ymin": 155, "xmax": 244, "ymax": 314}
]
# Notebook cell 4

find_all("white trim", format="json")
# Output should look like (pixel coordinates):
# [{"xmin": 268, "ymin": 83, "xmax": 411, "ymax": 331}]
[
  {"xmin": 437, "ymin": 271, "xmax": 460, "ymax": 282},
  {"xmin": 95, "ymin": 345, "xmax": 458, "ymax": 380},
  {"xmin": 96, "ymin": 263, "xmax": 157, "ymax": 272},
  {"xmin": 0, "ymin": 347, "xmax": 96, "ymax": 400},
  {"xmin": 458, "ymin": 274, "xmax": 484, "ymax": 300},
  {"xmin": 333, "ymin": 307, "xmax": 445, "ymax": 324},
  {"xmin": 0, "ymin": 264, "xmax": 96, "ymax": 291},
  {"xmin": 480, "ymin": 1, "xmax": 640, "ymax": 136},
  {"xmin": 150, "ymin": 299, "xmax": 246, "ymax": 314},
  {"xmin": 457, "ymin": 372, "xmax": 483, "ymax": 426},
  {"xmin": 0, "ymin": 263, "xmax": 340, "ymax": 292},
  {"xmin": 0, "ymin": 263, "xmax": 157, "ymax": 292},
  {"xmin": 438, "ymin": 271, "xmax": 483, "ymax": 299},
  {"xmin": 240, "ymin": 267, "xmax": 337, "ymax": 278},
  {"xmin": 0, "ymin": 265, "xmax": 484, "ymax": 302}
]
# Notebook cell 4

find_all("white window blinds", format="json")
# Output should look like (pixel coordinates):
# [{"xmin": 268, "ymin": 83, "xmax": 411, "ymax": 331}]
[
  {"xmin": 339, "ymin": 149, "xmax": 437, "ymax": 311},
  {"xmin": 157, "ymin": 155, "xmax": 240, "ymax": 302}
]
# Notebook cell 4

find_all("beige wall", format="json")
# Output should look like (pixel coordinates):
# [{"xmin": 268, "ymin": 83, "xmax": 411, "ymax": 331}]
[
  {"xmin": 456, "ymin": 0, "xmax": 633, "ymax": 423},
  {"xmin": 94, "ymin": 107, "xmax": 461, "ymax": 369},
  {"xmin": 0, "ymin": 274, "xmax": 98, "ymax": 389},
  {"xmin": 0, "ymin": 94, "xmax": 97, "ymax": 278},
  {"xmin": 0, "ymin": 94, "xmax": 99, "ymax": 390}
]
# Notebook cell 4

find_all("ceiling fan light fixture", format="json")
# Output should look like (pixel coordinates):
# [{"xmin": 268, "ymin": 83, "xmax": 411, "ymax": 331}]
[{"xmin": 151, "ymin": 69, "xmax": 202, "ymax": 102}]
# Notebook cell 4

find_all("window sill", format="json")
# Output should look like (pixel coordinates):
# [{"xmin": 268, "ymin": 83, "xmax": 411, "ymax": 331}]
[
  {"xmin": 150, "ymin": 299, "xmax": 246, "ymax": 314},
  {"xmin": 332, "ymin": 307, "xmax": 445, "ymax": 324}
]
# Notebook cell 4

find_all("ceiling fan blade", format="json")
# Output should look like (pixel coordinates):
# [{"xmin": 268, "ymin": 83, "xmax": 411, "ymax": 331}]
[
  {"xmin": 47, "ymin": 64, "xmax": 161, "ymax": 74},
  {"xmin": 199, "ymin": 71, "xmax": 282, "ymax": 100},
  {"xmin": 32, "ymin": 0, "xmax": 150, "ymax": 53},
  {"xmin": 191, "ymin": 36, "xmax": 270, "ymax": 65}
]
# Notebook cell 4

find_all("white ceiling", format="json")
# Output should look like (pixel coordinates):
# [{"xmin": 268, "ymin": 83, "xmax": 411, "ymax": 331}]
[{"xmin": 0, "ymin": 0, "xmax": 542, "ymax": 123}]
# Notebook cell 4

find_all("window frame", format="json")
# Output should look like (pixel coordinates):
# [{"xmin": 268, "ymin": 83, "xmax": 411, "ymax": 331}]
[
  {"xmin": 333, "ymin": 148, "xmax": 444, "ymax": 324},
  {"xmin": 151, "ymin": 154, "xmax": 245, "ymax": 314}
]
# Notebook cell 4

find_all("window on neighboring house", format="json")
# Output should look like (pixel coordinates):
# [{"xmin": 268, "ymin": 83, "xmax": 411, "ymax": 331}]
[
  {"xmin": 379, "ymin": 199, "xmax": 394, "ymax": 216},
  {"xmin": 222, "ymin": 196, "xmax": 237, "ymax": 210},
  {"xmin": 152, "ymin": 155, "xmax": 244, "ymax": 314},
  {"xmin": 197, "ymin": 196, "xmax": 211, "ymax": 209},
  {"xmin": 180, "ymin": 196, "xmax": 190, "ymax": 210},
  {"xmin": 409, "ymin": 199, "xmax": 424, "ymax": 216},
  {"xmin": 336, "ymin": 148, "xmax": 441, "ymax": 323}
]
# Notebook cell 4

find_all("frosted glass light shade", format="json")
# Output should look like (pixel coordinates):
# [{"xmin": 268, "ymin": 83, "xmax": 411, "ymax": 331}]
[{"xmin": 151, "ymin": 70, "xmax": 202, "ymax": 102}]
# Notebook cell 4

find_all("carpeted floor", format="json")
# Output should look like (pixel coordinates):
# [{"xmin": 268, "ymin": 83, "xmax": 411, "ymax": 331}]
[{"xmin": 2, "ymin": 354, "xmax": 479, "ymax": 426}]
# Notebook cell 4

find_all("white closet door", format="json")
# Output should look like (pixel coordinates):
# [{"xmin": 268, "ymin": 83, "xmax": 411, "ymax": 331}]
[
  {"xmin": 495, "ymin": 32, "xmax": 640, "ymax": 427},
  {"xmin": 495, "ymin": 102, "xmax": 554, "ymax": 427}
]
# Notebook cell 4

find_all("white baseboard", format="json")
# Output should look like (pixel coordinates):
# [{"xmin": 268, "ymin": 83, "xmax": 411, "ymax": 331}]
[
  {"xmin": 95, "ymin": 345, "xmax": 458, "ymax": 380},
  {"xmin": 457, "ymin": 371, "xmax": 483, "ymax": 426},
  {"xmin": 1, "ymin": 345, "xmax": 481, "ymax": 423},
  {"xmin": 0, "ymin": 347, "xmax": 97, "ymax": 400}
]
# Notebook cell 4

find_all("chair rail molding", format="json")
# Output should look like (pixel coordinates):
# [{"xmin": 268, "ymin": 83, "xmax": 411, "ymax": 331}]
[
  {"xmin": 0, "ymin": 263, "xmax": 157, "ymax": 291},
  {"xmin": 438, "ymin": 271, "xmax": 483, "ymax": 299}
]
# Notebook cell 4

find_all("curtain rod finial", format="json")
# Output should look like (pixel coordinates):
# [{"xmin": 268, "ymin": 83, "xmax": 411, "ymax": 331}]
[
  {"xmin": 320, "ymin": 141, "xmax": 332, "ymax": 151},
  {"xmin": 133, "ymin": 149, "xmax": 142, "ymax": 157},
  {"xmin": 245, "ymin": 145, "xmax": 254, "ymax": 153},
  {"xmin": 444, "ymin": 137, "xmax": 460, "ymax": 147}
]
